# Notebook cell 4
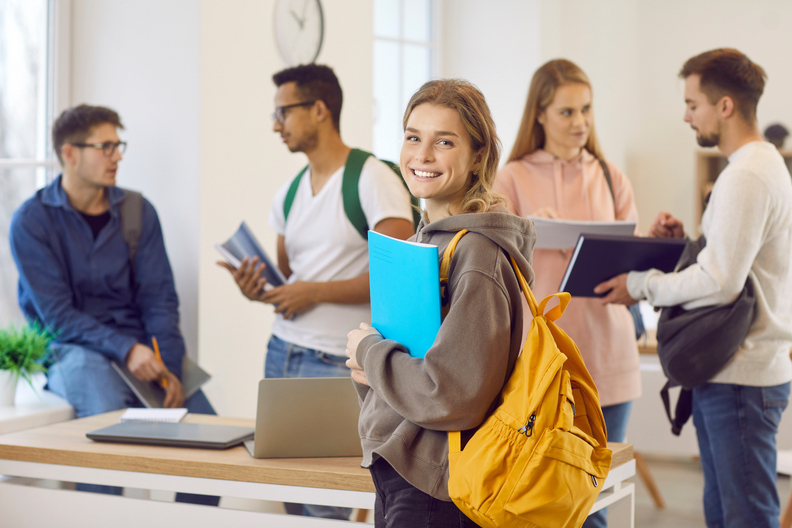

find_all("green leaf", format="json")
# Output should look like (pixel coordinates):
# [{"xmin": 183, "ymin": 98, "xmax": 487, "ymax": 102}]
[{"xmin": 0, "ymin": 322, "xmax": 54, "ymax": 378}]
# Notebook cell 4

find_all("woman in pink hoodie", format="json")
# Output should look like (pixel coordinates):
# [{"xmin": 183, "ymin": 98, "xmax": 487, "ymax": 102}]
[{"xmin": 494, "ymin": 59, "xmax": 640, "ymax": 528}]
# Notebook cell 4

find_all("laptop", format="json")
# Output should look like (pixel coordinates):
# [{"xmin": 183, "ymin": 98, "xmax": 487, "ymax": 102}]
[
  {"xmin": 87, "ymin": 422, "xmax": 254, "ymax": 450},
  {"xmin": 245, "ymin": 377, "xmax": 363, "ymax": 458}
]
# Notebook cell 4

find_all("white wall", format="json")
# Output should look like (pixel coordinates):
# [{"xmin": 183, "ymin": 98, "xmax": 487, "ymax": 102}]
[
  {"xmin": 70, "ymin": 0, "xmax": 201, "ymax": 358},
  {"xmin": 440, "ymin": 0, "xmax": 541, "ymax": 164},
  {"xmin": 199, "ymin": 0, "xmax": 375, "ymax": 418},
  {"xmin": 539, "ymin": 0, "xmax": 792, "ymax": 233}
]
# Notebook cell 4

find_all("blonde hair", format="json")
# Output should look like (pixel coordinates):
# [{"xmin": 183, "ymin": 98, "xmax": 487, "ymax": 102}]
[
  {"xmin": 508, "ymin": 59, "xmax": 604, "ymax": 162},
  {"xmin": 403, "ymin": 79, "xmax": 508, "ymax": 214}
]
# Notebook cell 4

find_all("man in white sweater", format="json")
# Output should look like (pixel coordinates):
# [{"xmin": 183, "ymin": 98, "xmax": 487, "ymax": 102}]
[{"xmin": 598, "ymin": 49, "xmax": 792, "ymax": 528}]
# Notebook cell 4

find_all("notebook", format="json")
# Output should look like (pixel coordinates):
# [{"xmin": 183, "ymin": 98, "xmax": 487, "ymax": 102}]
[
  {"xmin": 215, "ymin": 221, "xmax": 286, "ymax": 287},
  {"xmin": 368, "ymin": 230, "xmax": 441, "ymax": 358},
  {"xmin": 87, "ymin": 422, "xmax": 254, "ymax": 450},
  {"xmin": 559, "ymin": 234, "xmax": 687, "ymax": 297},
  {"xmin": 245, "ymin": 377, "xmax": 362, "ymax": 459},
  {"xmin": 120, "ymin": 408, "xmax": 188, "ymax": 423},
  {"xmin": 111, "ymin": 356, "xmax": 211, "ymax": 409}
]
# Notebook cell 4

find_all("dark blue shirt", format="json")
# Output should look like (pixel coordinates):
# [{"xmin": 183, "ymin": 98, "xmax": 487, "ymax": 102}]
[{"xmin": 9, "ymin": 175, "xmax": 184, "ymax": 377}]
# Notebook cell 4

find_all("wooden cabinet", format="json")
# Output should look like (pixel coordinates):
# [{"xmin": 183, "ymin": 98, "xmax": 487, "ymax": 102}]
[{"xmin": 695, "ymin": 148, "xmax": 792, "ymax": 225}]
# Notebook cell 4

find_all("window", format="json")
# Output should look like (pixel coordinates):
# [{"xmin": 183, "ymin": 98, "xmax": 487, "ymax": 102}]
[
  {"xmin": 0, "ymin": 0, "xmax": 63, "ymax": 325},
  {"xmin": 372, "ymin": 0, "xmax": 438, "ymax": 163}
]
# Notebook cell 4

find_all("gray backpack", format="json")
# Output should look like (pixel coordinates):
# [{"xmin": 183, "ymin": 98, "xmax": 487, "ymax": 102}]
[
  {"xmin": 656, "ymin": 235, "xmax": 757, "ymax": 434},
  {"xmin": 118, "ymin": 188, "xmax": 143, "ymax": 282}
]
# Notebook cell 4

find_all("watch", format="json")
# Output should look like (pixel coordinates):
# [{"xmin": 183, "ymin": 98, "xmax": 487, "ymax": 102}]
[{"xmin": 274, "ymin": 0, "xmax": 324, "ymax": 66}]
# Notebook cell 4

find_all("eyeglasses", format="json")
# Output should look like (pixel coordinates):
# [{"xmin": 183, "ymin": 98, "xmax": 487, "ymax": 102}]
[
  {"xmin": 70, "ymin": 141, "xmax": 127, "ymax": 156},
  {"xmin": 272, "ymin": 101, "xmax": 316, "ymax": 124}
]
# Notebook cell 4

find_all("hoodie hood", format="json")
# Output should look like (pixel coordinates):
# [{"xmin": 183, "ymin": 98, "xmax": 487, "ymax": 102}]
[{"xmin": 415, "ymin": 207, "xmax": 536, "ymax": 288}]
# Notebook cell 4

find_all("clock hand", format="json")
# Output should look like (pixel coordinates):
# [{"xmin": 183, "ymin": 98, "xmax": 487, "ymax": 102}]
[{"xmin": 290, "ymin": 9, "xmax": 304, "ymax": 29}]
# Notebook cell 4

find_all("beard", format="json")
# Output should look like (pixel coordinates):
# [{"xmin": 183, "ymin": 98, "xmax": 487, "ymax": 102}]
[
  {"xmin": 695, "ymin": 127, "xmax": 720, "ymax": 148},
  {"xmin": 696, "ymin": 133, "xmax": 720, "ymax": 148},
  {"xmin": 288, "ymin": 129, "xmax": 319, "ymax": 154}
]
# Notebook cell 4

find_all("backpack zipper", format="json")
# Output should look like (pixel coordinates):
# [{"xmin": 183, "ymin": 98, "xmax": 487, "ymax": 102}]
[
  {"xmin": 570, "ymin": 401, "xmax": 576, "ymax": 416},
  {"xmin": 518, "ymin": 414, "xmax": 536, "ymax": 437},
  {"xmin": 591, "ymin": 475, "xmax": 598, "ymax": 487}
]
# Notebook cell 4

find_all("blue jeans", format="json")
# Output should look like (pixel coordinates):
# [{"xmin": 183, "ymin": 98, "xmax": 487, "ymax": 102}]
[
  {"xmin": 692, "ymin": 382, "xmax": 789, "ymax": 528},
  {"xmin": 582, "ymin": 400, "xmax": 633, "ymax": 528},
  {"xmin": 266, "ymin": 335, "xmax": 352, "ymax": 520},
  {"xmin": 47, "ymin": 343, "xmax": 219, "ymax": 506}
]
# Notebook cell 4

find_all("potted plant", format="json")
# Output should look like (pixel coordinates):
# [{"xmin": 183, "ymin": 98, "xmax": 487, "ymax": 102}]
[{"xmin": 0, "ymin": 323, "xmax": 52, "ymax": 407}]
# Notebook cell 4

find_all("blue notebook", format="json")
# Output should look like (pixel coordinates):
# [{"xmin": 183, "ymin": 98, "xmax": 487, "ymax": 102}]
[{"xmin": 368, "ymin": 231, "xmax": 441, "ymax": 358}]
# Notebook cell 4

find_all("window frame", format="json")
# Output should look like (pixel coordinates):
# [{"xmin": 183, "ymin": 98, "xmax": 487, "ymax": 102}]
[
  {"xmin": 0, "ymin": 0, "xmax": 71, "ymax": 187},
  {"xmin": 372, "ymin": 0, "xmax": 441, "ymax": 162}
]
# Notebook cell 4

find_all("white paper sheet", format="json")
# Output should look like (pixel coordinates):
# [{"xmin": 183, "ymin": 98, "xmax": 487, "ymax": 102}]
[{"xmin": 528, "ymin": 217, "xmax": 636, "ymax": 249}]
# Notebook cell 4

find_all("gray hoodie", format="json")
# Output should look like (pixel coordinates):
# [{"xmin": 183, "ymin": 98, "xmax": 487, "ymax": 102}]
[{"xmin": 354, "ymin": 209, "xmax": 536, "ymax": 501}]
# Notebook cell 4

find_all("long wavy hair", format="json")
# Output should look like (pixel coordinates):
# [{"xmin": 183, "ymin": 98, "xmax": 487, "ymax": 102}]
[
  {"xmin": 508, "ymin": 59, "xmax": 604, "ymax": 162},
  {"xmin": 403, "ymin": 79, "xmax": 508, "ymax": 214}
]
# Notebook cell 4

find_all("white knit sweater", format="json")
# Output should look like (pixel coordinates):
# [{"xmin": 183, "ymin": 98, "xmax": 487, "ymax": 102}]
[{"xmin": 628, "ymin": 141, "xmax": 792, "ymax": 386}]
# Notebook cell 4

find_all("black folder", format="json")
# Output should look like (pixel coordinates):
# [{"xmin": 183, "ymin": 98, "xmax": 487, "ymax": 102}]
[{"xmin": 559, "ymin": 234, "xmax": 687, "ymax": 297}]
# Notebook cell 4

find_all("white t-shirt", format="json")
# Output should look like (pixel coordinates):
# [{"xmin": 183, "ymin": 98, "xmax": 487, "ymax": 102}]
[{"xmin": 269, "ymin": 155, "xmax": 414, "ymax": 355}]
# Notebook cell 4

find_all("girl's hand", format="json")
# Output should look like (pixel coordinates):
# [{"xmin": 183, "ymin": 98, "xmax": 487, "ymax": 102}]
[{"xmin": 346, "ymin": 323, "xmax": 381, "ymax": 374}]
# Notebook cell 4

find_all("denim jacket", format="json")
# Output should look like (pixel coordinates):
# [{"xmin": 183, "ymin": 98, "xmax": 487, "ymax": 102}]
[{"xmin": 9, "ymin": 175, "xmax": 184, "ymax": 377}]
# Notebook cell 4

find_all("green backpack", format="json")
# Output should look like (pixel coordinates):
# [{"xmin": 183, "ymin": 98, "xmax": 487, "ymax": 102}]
[{"xmin": 282, "ymin": 148, "xmax": 420, "ymax": 240}]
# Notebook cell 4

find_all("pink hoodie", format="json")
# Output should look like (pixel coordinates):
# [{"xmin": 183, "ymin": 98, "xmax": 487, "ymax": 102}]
[{"xmin": 494, "ymin": 148, "xmax": 641, "ymax": 406}]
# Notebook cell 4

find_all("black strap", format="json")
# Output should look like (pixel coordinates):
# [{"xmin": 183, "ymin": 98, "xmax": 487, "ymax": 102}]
[
  {"xmin": 599, "ymin": 159, "xmax": 615, "ymax": 206},
  {"xmin": 660, "ymin": 381, "xmax": 693, "ymax": 436}
]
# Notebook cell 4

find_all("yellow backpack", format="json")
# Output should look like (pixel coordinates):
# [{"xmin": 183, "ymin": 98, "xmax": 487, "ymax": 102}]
[{"xmin": 442, "ymin": 230, "xmax": 612, "ymax": 528}]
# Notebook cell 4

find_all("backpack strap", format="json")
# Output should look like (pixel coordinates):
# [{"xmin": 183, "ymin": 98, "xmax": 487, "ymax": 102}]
[
  {"xmin": 599, "ymin": 159, "xmax": 615, "ymax": 206},
  {"xmin": 284, "ymin": 149, "xmax": 420, "ymax": 239},
  {"xmin": 660, "ymin": 381, "xmax": 693, "ymax": 436},
  {"xmin": 118, "ymin": 188, "xmax": 143, "ymax": 284},
  {"xmin": 283, "ymin": 166, "xmax": 309, "ymax": 223},
  {"xmin": 342, "ymin": 148, "xmax": 373, "ymax": 240}
]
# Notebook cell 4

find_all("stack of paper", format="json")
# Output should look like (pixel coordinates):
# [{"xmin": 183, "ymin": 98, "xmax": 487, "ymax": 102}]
[{"xmin": 120, "ymin": 408, "xmax": 188, "ymax": 423}]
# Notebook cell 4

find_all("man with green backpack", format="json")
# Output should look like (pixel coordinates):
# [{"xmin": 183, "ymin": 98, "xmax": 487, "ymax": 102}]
[{"xmin": 219, "ymin": 63, "xmax": 414, "ymax": 520}]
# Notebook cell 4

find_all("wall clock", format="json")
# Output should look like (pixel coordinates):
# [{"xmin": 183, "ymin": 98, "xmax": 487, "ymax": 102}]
[{"xmin": 274, "ymin": 0, "xmax": 324, "ymax": 65}]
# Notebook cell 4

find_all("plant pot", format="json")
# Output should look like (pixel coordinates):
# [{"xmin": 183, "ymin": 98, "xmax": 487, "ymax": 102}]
[{"xmin": 0, "ymin": 369, "xmax": 18, "ymax": 407}]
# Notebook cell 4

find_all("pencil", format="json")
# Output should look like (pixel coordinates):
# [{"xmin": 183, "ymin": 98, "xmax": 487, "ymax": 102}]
[{"xmin": 152, "ymin": 336, "xmax": 168, "ymax": 389}]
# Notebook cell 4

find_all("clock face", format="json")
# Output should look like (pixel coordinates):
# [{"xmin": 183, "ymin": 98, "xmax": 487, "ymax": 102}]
[{"xmin": 274, "ymin": 0, "xmax": 324, "ymax": 66}]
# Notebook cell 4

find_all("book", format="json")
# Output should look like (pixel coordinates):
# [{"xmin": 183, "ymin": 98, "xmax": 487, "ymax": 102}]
[
  {"xmin": 559, "ymin": 234, "xmax": 687, "ymax": 297},
  {"xmin": 527, "ymin": 217, "xmax": 636, "ymax": 249},
  {"xmin": 120, "ymin": 408, "xmax": 188, "ymax": 423},
  {"xmin": 368, "ymin": 231, "xmax": 441, "ymax": 358},
  {"xmin": 215, "ymin": 221, "xmax": 287, "ymax": 288},
  {"xmin": 112, "ymin": 356, "xmax": 211, "ymax": 409}
]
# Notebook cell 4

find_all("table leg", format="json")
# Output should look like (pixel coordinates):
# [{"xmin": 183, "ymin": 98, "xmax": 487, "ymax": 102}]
[
  {"xmin": 781, "ymin": 486, "xmax": 792, "ymax": 528},
  {"xmin": 634, "ymin": 451, "xmax": 665, "ymax": 509}
]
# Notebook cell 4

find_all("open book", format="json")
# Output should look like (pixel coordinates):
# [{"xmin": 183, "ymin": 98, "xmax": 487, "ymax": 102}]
[{"xmin": 215, "ymin": 221, "xmax": 286, "ymax": 288}]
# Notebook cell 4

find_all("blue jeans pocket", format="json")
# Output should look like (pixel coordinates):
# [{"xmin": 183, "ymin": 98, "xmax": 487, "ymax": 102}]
[{"xmin": 761, "ymin": 385, "xmax": 789, "ymax": 428}]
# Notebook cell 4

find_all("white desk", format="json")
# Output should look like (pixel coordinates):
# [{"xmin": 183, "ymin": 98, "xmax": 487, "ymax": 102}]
[
  {"xmin": 0, "ymin": 411, "xmax": 635, "ymax": 527},
  {"xmin": 0, "ymin": 373, "xmax": 73, "ymax": 435}
]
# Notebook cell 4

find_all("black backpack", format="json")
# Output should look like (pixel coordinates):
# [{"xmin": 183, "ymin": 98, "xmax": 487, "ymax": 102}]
[{"xmin": 656, "ymin": 235, "xmax": 757, "ymax": 435}]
